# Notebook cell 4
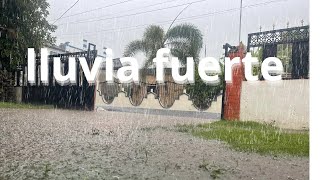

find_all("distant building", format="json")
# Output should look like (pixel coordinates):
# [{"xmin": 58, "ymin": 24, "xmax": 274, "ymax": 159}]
[
  {"xmin": 46, "ymin": 41, "xmax": 106, "ymax": 58},
  {"xmin": 45, "ymin": 44, "xmax": 67, "ymax": 55},
  {"xmin": 57, "ymin": 42, "xmax": 83, "ymax": 53}
]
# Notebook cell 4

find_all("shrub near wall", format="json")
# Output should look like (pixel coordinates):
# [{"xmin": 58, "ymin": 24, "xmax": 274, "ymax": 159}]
[{"xmin": 0, "ymin": 70, "xmax": 15, "ymax": 101}]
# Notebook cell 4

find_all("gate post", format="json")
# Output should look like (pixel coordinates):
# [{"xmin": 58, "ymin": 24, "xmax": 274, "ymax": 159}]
[{"xmin": 223, "ymin": 43, "xmax": 245, "ymax": 120}]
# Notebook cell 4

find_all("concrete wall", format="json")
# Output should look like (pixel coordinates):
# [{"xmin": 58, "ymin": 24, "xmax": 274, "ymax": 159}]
[
  {"xmin": 95, "ymin": 70, "xmax": 222, "ymax": 116},
  {"xmin": 15, "ymin": 87, "xmax": 22, "ymax": 103},
  {"xmin": 95, "ymin": 90, "xmax": 222, "ymax": 114},
  {"xmin": 240, "ymin": 80, "xmax": 309, "ymax": 130}
]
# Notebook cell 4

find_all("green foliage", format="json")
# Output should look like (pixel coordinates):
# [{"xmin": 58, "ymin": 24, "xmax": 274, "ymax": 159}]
[
  {"xmin": 165, "ymin": 24, "xmax": 203, "ymax": 63},
  {"xmin": 0, "ymin": 70, "xmax": 15, "ymax": 101},
  {"xmin": 0, "ymin": 0, "xmax": 56, "ymax": 70},
  {"xmin": 250, "ymin": 45, "xmax": 293, "ymax": 77},
  {"xmin": 277, "ymin": 44, "xmax": 293, "ymax": 74},
  {"xmin": 176, "ymin": 121, "xmax": 309, "ymax": 157},
  {"xmin": 123, "ymin": 24, "xmax": 203, "ymax": 68},
  {"xmin": 0, "ymin": 102, "xmax": 53, "ymax": 109},
  {"xmin": 186, "ymin": 61, "xmax": 224, "ymax": 110},
  {"xmin": 124, "ymin": 25, "xmax": 165, "ymax": 68},
  {"xmin": 124, "ymin": 24, "xmax": 222, "ymax": 109},
  {"xmin": 250, "ymin": 47, "xmax": 263, "ymax": 77}
]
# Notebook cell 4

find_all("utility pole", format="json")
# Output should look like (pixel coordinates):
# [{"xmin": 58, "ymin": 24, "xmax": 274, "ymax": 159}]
[
  {"xmin": 205, "ymin": 44, "xmax": 207, "ymax": 57},
  {"xmin": 239, "ymin": 0, "xmax": 243, "ymax": 44}
]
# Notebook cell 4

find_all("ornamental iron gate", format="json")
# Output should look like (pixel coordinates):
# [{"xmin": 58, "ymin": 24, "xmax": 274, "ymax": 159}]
[
  {"xmin": 16, "ymin": 44, "xmax": 97, "ymax": 110},
  {"xmin": 247, "ymin": 25, "xmax": 309, "ymax": 79}
]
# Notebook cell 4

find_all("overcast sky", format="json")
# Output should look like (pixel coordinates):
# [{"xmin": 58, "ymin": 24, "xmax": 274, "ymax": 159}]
[{"xmin": 47, "ymin": 0, "xmax": 309, "ymax": 66}]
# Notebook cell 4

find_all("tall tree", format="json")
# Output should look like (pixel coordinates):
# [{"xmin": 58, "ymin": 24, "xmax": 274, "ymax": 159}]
[
  {"xmin": 124, "ymin": 24, "xmax": 203, "ymax": 68},
  {"xmin": 0, "ymin": 0, "xmax": 56, "ymax": 70}
]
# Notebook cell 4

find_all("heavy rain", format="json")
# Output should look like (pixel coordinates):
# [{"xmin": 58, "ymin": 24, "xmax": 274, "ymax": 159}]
[{"xmin": 0, "ymin": 0, "xmax": 312, "ymax": 179}]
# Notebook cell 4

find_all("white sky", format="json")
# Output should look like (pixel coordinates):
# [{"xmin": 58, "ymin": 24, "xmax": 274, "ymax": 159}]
[{"xmin": 47, "ymin": 0, "xmax": 309, "ymax": 65}]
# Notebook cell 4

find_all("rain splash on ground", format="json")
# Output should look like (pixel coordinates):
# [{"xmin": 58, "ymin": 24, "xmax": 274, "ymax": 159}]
[{"xmin": 0, "ymin": 108, "xmax": 308, "ymax": 179}]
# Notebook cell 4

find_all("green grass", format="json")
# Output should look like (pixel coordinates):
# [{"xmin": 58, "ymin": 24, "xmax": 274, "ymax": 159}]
[
  {"xmin": 0, "ymin": 102, "xmax": 53, "ymax": 109},
  {"xmin": 176, "ymin": 120, "xmax": 309, "ymax": 157}
]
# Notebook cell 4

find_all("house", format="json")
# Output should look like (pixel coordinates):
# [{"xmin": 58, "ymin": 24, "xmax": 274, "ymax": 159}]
[{"xmin": 45, "ymin": 44, "xmax": 67, "ymax": 55}]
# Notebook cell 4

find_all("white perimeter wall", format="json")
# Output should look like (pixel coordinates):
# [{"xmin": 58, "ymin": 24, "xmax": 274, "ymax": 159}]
[
  {"xmin": 95, "ymin": 91, "xmax": 222, "ymax": 114},
  {"xmin": 240, "ymin": 80, "xmax": 309, "ymax": 130}
]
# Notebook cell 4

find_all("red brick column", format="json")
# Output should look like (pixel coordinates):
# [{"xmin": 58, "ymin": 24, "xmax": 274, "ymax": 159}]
[{"xmin": 223, "ymin": 45, "xmax": 245, "ymax": 120}]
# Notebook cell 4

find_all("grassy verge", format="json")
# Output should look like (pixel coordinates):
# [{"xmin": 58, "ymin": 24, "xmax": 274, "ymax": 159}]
[
  {"xmin": 0, "ymin": 102, "xmax": 53, "ymax": 109},
  {"xmin": 176, "ymin": 120, "xmax": 309, "ymax": 157}
]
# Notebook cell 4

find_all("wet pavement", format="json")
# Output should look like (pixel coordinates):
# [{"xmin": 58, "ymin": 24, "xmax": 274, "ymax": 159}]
[{"xmin": 0, "ymin": 108, "xmax": 309, "ymax": 179}]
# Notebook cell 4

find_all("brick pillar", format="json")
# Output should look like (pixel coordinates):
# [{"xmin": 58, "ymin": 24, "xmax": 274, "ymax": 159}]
[{"xmin": 223, "ymin": 44, "xmax": 245, "ymax": 120}]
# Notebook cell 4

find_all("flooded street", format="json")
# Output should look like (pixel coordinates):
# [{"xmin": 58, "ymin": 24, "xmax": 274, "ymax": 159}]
[{"xmin": 0, "ymin": 109, "xmax": 308, "ymax": 179}]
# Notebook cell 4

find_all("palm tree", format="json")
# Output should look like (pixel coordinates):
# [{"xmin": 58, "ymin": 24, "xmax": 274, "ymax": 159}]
[
  {"xmin": 123, "ymin": 24, "xmax": 203, "ymax": 68},
  {"xmin": 123, "ymin": 24, "xmax": 223, "ymax": 110}
]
